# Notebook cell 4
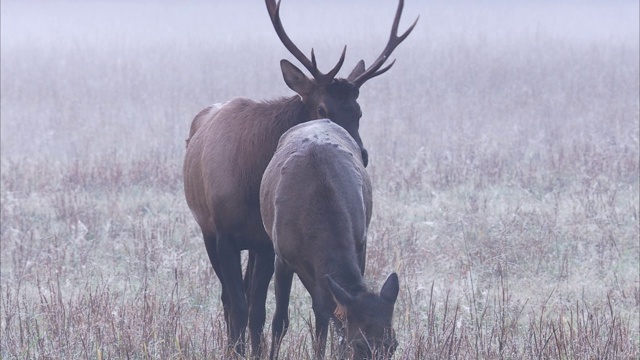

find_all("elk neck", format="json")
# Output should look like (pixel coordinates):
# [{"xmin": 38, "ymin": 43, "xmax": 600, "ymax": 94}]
[
  {"xmin": 260, "ymin": 95, "xmax": 314, "ymax": 131},
  {"xmin": 324, "ymin": 252, "xmax": 367, "ymax": 297}
]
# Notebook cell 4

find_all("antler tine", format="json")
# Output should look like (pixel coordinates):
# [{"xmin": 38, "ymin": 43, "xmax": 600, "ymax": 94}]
[
  {"xmin": 266, "ymin": 0, "xmax": 346, "ymax": 84},
  {"xmin": 353, "ymin": 0, "xmax": 419, "ymax": 88},
  {"xmin": 266, "ymin": 0, "xmax": 317, "ymax": 77},
  {"xmin": 311, "ymin": 49, "xmax": 318, "ymax": 69},
  {"xmin": 325, "ymin": 45, "xmax": 347, "ymax": 81},
  {"xmin": 370, "ymin": 58, "xmax": 396, "ymax": 79}
]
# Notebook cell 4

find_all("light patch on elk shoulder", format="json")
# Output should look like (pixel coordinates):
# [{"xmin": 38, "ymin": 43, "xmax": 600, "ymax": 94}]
[
  {"xmin": 211, "ymin": 101, "xmax": 230, "ymax": 111},
  {"xmin": 185, "ymin": 101, "xmax": 230, "ymax": 147}
]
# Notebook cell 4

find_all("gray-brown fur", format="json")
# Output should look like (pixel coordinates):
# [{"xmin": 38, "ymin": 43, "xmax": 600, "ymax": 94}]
[{"xmin": 260, "ymin": 120, "xmax": 399, "ymax": 360}]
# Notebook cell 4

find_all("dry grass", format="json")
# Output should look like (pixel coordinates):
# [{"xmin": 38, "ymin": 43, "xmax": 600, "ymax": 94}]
[{"xmin": 1, "ymin": 1, "xmax": 638, "ymax": 359}]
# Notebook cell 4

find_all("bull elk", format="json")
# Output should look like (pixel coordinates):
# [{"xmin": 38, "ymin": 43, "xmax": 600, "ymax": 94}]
[
  {"xmin": 183, "ymin": 0, "xmax": 417, "ymax": 357},
  {"xmin": 260, "ymin": 119, "xmax": 400, "ymax": 360}
]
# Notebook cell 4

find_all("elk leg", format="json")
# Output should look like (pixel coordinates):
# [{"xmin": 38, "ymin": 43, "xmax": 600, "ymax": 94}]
[
  {"xmin": 244, "ymin": 250, "xmax": 255, "ymax": 298},
  {"xmin": 358, "ymin": 239, "xmax": 367, "ymax": 276},
  {"xmin": 216, "ymin": 232, "xmax": 248, "ymax": 357},
  {"xmin": 248, "ymin": 247, "xmax": 275, "ymax": 359},
  {"xmin": 312, "ymin": 299, "xmax": 331, "ymax": 360},
  {"xmin": 270, "ymin": 256, "xmax": 294, "ymax": 360},
  {"xmin": 202, "ymin": 231, "xmax": 231, "ymax": 334}
]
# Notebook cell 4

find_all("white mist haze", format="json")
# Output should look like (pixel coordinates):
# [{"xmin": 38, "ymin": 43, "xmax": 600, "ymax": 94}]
[
  {"xmin": 1, "ymin": 0, "xmax": 637, "ymax": 161},
  {"xmin": 1, "ymin": 2, "xmax": 638, "ymax": 358}
]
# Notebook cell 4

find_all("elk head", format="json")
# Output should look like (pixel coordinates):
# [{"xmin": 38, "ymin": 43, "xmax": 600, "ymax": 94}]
[
  {"xmin": 328, "ymin": 273, "xmax": 400, "ymax": 360},
  {"xmin": 266, "ymin": 0, "xmax": 419, "ymax": 168}
]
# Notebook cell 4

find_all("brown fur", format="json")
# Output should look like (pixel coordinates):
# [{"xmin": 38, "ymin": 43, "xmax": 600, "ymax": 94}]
[{"xmin": 260, "ymin": 120, "xmax": 399, "ymax": 360}]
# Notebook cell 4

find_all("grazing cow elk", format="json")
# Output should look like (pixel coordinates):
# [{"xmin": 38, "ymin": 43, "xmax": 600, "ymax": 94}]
[
  {"xmin": 183, "ymin": 0, "xmax": 416, "ymax": 357},
  {"xmin": 261, "ymin": 119, "xmax": 400, "ymax": 360}
]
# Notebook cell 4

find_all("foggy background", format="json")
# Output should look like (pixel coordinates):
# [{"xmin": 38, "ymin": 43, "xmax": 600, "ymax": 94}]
[
  {"xmin": 1, "ymin": 1, "xmax": 638, "ymax": 357},
  {"xmin": 1, "ymin": 0, "xmax": 638, "ymax": 163}
]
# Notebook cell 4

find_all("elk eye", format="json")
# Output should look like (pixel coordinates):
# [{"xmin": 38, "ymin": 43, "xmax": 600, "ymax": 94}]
[{"xmin": 318, "ymin": 106, "xmax": 327, "ymax": 118}]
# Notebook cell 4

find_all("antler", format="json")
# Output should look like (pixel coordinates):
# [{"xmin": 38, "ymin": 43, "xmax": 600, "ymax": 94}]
[
  {"xmin": 351, "ymin": 0, "xmax": 419, "ymax": 88},
  {"xmin": 266, "ymin": 0, "xmax": 346, "ymax": 85}
]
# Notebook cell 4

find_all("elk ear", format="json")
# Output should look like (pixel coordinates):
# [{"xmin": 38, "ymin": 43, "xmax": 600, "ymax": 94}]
[
  {"xmin": 347, "ymin": 60, "xmax": 366, "ymax": 82},
  {"xmin": 281, "ymin": 59, "xmax": 313, "ymax": 98},
  {"xmin": 380, "ymin": 273, "xmax": 399, "ymax": 304},
  {"xmin": 326, "ymin": 275, "xmax": 354, "ymax": 310}
]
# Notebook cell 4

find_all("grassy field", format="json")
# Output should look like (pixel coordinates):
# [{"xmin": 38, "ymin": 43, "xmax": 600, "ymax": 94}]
[{"xmin": 1, "ymin": 0, "xmax": 638, "ymax": 358}]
